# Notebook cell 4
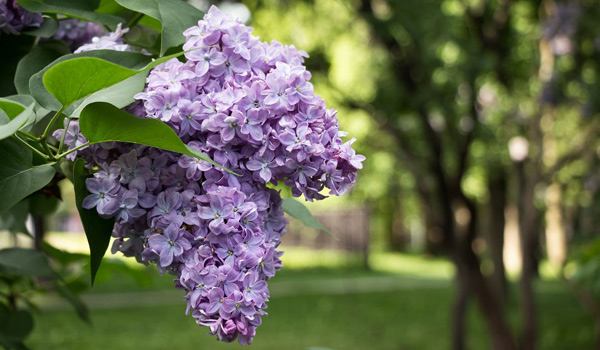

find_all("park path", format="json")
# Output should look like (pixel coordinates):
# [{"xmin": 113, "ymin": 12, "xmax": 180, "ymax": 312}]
[{"xmin": 38, "ymin": 275, "xmax": 449, "ymax": 311}]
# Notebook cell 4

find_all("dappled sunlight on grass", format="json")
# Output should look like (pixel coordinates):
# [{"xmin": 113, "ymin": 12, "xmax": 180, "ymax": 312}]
[
  {"xmin": 12, "ymin": 233, "xmax": 591, "ymax": 350},
  {"xmin": 369, "ymin": 252, "xmax": 454, "ymax": 279}
]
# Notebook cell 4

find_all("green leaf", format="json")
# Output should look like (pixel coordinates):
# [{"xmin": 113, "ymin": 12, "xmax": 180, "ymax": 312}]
[
  {"xmin": 94, "ymin": 258, "xmax": 153, "ymax": 287},
  {"xmin": 28, "ymin": 192, "xmax": 60, "ymax": 216},
  {"xmin": 0, "ymin": 138, "xmax": 55, "ymax": 213},
  {"xmin": 40, "ymin": 50, "xmax": 185, "ymax": 110},
  {"xmin": 42, "ymin": 241, "xmax": 88, "ymax": 265},
  {"xmin": 15, "ymin": 40, "xmax": 70, "ymax": 96},
  {"xmin": 0, "ymin": 304, "xmax": 34, "ymax": 349},
  {"xmin": 0, "ymin": 111, "xmax": 8, "ymax": 124},
  {"xmin": 0, "ymin": 99, "xmax": 25, "ymax": 118},
  {"xmin": 1, "ymin": 95, "xmax": 44, "ymax": 130},
  {"xmin": 56, "ymin": 284, "xmax": 91, "ymax": 323},
  {"xmin": 3, "ymin": 95, "xmax": 36, "ymax": 107},
  {"xmin": 78, "ymin": 102, "xmax": 231, "ymax": 172},
  {"xmin": 16, "ymin": 0, "xmax": 124, "ymax": 27},
  {"xmin": 0, "ymin": 103, "xmax": 35, "ymax": 140},
  {"xmin": 22, "ymin": 16, "xmax": 59, "ymax": 38},
  {"xmin": 281, "ymin": 198, "xmax": 336, "ymax": 239},
  {"xmin": 0, "ymin": 248, "xmax": 56, "ymax": 277},
  {"xmin": 0, "ymin": 32, "xmax": 36, "ymax": 96},
  {"xmin": 115, "ymin": 0, "xmax": 203, "ymax": 55},
  {"xmin": 73, "ymin": 158, "xmax": 115, "ymax": 286},
  {"xmin": 30, "ymin": 50, "xmax": 153, "ymax": 111},
  {"xmin": 68, "ymin": 72, "xmax": 148, "ymax": 119},
  {"xmin": 0, "ymin": 200, "xmax": 30, "ymax": 236},
  {"xmin": 124, "ymin": 24, "xmax": 160, "ymax": 51}
]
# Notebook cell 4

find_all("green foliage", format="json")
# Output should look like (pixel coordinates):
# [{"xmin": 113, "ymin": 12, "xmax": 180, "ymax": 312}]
[
  {"xmin": 69, "ymin": 73, "xmax": 148, "ymax": 119},
  {"xmin": 16, "ymin": 0, "xmax": 124, "ymax": 27},
  {"xmin": 55, "ymin": 284, "xmax": 90, "ymax": 323},
  {"xmin": 0, "ymin": 248, "xmax": 56, "ymax": 278},
  {"xmin": 0, "ymin": 99, "xmax": 26, "ymax": 118},
  {"xmin": 22, "ymin": 16, "xmax": 59, "ymax": 38},
  {"xmin": 281, "ymin": 198, "xmax": 334, "ymax": 238},
  {"xmin": 29, "ymin": 50, "xmax": 152, "ymax": 111},
  {"xmin": 14, "ymin": 41, "xmax": 70, "ymax": 96},
  {"xmin": 0, "ymin": 304, "xmax": 34, "ymax": 350},
  {"xmin": 0, "ymin": 200, "xmax": 30, "ymax": 235},
  {"xmin": 73, "ymin": 158, "xmax": 115, "ymax": 285},
  {"xmin": 571, "ymin": 238, "xmax": 600, "ymax": 297},
  {"xmin": 0, "ymin": 1, "xmax": 234, "ymax": 347},
  {"xmin": 40, "ymin": 50, "xmax": 185, "ymax": 110},
  {"xmin": 0, "ymin": 102, "xmax": 35, "ymax": 140},
  {"xmin": 0, "ymin": 138, "xmax": 55, "ymax": 214},
  {"xmin": 115, "ymin": 0, "xmax": 203, "ymax": 55},
  {"xmin": 78, "ymin": 102, "xmax": 225, "ymax": 170}
]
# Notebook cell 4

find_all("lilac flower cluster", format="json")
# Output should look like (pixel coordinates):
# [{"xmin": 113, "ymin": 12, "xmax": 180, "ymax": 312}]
[
  {"xmin": 53, "ymin": 18, "xmax": 104, "ymax": 50},
  {"xmin": 0, "ymin": 0, "xmax": 42, "ymax": 35},
  {"xmin": 0, "ymin": 1, "xmax": 104, "ymax": 51},
  {"xmin": 57, "ymin": 6, "xmax": 364, "ymax": 344}
]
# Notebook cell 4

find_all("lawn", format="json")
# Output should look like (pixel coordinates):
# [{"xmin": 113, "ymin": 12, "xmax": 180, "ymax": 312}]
[{"xmin": 25, "ymin": 245, "xmax": 595, "ymax": 350}]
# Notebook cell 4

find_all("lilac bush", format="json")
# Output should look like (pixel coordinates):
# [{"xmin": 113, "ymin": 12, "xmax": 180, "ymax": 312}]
[
  {"xmin": 55, "ymin": 6, "xmax": 364, "ymax": 344},
  {"xmin": 0, "ymin": 1, "xmax": 104, "ymax": 51},
  {"xmin": 0, "ymin": 0, "xmax": 42, "ymax": 35}
]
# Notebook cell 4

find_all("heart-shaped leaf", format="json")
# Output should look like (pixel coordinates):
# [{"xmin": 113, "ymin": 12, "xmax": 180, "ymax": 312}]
[
  {"xmin": 0, "ymin": 248, "xmax": 56, "ymax": 277},
  {"xmin": 40, "ymin": 50, "xmax": 186, "ymax": 110},
  {"xmin": 16, "ymin": 0, "xmax": 124, "ymax": 27},
  {"xmin": 0, "ymin": 200, "xmax": 30, "ymax": 236},
  {"xmin": 0, "ymin": 102, "xmax": 35, "ymax": 140},
  {"xmin": 15, "ymin": 40, "xmax": 70, "ymax": 96},
  {"xmin": 115, "ymin": 0, "xmax": 203, "ymax": 55},
  {"xmin": 78, "ymin": 102, "xmax": 231, "ymax": 172},
  {"xmin": 0, "ymin": 304, "xmax": 34, "ymax": 349},
  {"xmin": 0, "ymin": 99, "xmax": 25, "ymax": 118},
  {"xmin": 30, "ymin": 50, "xmax": 154, "ymax": 111},
  {"xmin": 73, "ymin": 158, "xmax": 115, "ymax": 285},
  {"xmin": 0, "ymin": 138, "xmax": 55, "ymax": 213},
  {"xmin": 69, "ymin": 72, "xmax": 148, "ymax": 119}
]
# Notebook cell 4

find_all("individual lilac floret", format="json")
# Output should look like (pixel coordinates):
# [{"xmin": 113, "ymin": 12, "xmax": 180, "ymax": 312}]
[
  {"xmin": 75, "ymin": 24, "xmax": 133, "ymax": 53},
  {"xmin": 52, "ymin": 119, "xmax": 89, "ymax": 161},
  {"xmin": 62, "ymin": 5, "xmax": 364, "ymax": 346},
  {"xmin": 82, "ymin": 177, "xmax": 120, "ymax": 216},
  {"xmin": 0, "ymin": 0, "xmax": 42, "ymax": 35},
  {"xmin": 147, "ymin": 222, "xmax": 192, "ymax": 267}
]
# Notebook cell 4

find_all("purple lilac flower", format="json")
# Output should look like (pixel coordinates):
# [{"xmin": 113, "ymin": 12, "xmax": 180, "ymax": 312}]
[
  {"xmin": 0, "ymin": 0, "xmax": 42, "ymax": 35},
  {"xmin": 52, "ymin": 18, "xmax": 104, "ymax": 50},
  {"xmin": 60, "ymin": 5, "xmax": 364, "ymax": 345},
  {"xmin": 75, "ymin": 24, "xmax": 133, "ymax": 53},
  {"xmin": 82, "ymin": 177, "xmax": 120, "ymax": 216},
  {"xmin": 147, "ymin": 222, "xmax": 192, "ymax": 267}
]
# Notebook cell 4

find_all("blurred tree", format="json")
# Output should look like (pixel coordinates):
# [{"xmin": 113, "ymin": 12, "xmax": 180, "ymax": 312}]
[{"xmin": 245, "ymin": 0, "xmax": 600, "ymax": 348}]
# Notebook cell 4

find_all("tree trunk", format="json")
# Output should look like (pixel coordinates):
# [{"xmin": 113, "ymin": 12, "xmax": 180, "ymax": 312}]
[
  {"xmin": 517, "ymin": 161, "xmax": 538, "ymax": 350},
  {"xmin": 33, "ymin": 214, "xmax": 46, "ymax": 251},
  {"xmin": 488, "ymin": 175, "xmax": 508, "ymax": 305},
  {"xmin": 383, "ymin": 194, "xmax": 405, "ymax": 251},
  {"xmin": 452, "ymin": 259, "xmax": 470, "ymax": 350},
  {"xmin": 454, "ymin": 198, "xmax": 518, "ymax": 350}
]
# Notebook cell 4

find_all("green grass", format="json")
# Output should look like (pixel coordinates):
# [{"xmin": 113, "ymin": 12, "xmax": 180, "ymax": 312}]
[
  {"xmin": 24, "ymin": 247, "xmax": 595, "ymax": 350},
  {"xmin": 27, "ymin": 280, "xmax": 593, "ymax": 350}
]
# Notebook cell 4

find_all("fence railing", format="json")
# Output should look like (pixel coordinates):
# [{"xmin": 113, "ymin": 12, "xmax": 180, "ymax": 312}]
[{"xmin": 282, "ymin": 207, "xmax": 370, "ymax": 269}]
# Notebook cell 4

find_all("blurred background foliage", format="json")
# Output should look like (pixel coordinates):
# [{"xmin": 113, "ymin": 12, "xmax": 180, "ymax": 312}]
[{"xmin": 3, "ymin": 0, "xmax": 600, "ymax": 349}]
